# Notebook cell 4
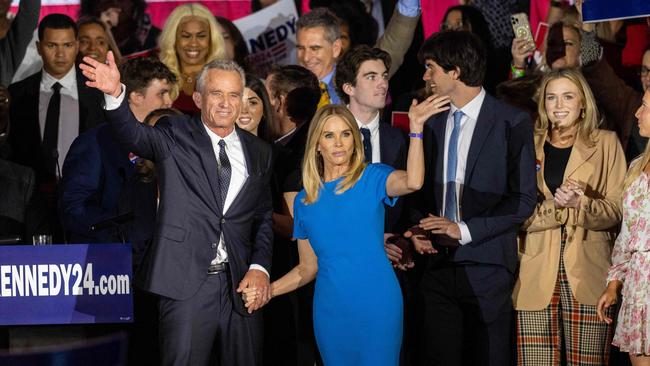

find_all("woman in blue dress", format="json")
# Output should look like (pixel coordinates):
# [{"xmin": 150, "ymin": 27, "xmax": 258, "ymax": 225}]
[{"xmin": 244, "ymin": 100, "xmax": 448, "ymax": 365}]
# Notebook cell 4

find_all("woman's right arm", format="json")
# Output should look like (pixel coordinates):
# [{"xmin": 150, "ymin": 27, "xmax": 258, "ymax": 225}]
[{"xmin": 271, "ymin": 238, "xmax": 318, "ymax": 297}]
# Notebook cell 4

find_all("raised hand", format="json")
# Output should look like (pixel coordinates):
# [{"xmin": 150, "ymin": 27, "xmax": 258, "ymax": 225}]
[
  {"xmin": 511, "ymin": 37, "xmax": 535, "ymax": 69},
  {"xmin": 408, "ymin": 94, "xmax": 451, "ymax": 129},
  {"xmin": 79, "ymin": 50, "xmax": 122, "ymax": 97}
]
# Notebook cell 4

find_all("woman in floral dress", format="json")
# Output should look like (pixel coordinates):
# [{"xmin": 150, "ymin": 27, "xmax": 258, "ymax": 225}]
[{"xmin": 598, "ymin": 89, "xmax": 650, "ymax": 365}]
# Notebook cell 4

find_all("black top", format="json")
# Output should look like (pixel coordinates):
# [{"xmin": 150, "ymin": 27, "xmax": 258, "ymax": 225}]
[{"xmin": 543, "ymin": 141, "xmax": 573, "ymax": 194}]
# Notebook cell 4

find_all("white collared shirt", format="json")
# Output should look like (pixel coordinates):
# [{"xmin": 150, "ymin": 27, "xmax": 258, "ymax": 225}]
[
  {"xmin": 38, "ymin": 67, "xmax": 79, "ymax": 173},
  {"xmin": 355, "ymin": 111, "xmax": 381, "ymax": 164},
  {"xmin": 442, "ymin": 88, "xmax": 487, "ymax": 245},
  {"xmin": 104, "ymin": 85, "xmax": 269, "ymax": 276}
]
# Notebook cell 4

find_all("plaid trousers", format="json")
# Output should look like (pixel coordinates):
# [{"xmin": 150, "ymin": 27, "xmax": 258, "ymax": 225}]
[{"xmin": 516, "ymin": 232, "xmax": 613, "ymax": 365}]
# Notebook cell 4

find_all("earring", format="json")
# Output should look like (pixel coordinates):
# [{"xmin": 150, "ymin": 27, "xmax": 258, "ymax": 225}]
[{"xmin": 581, "ymin": 109, "xmax": 585, "ymax": 119}]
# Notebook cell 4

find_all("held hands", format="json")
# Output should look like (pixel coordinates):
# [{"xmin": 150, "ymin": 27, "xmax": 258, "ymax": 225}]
[
  {"xmin": 554, "ymin": 178, "xmax": 585, "ymax": 209},
  {"xmin": 596, "ymin": 281, "xmax": 621, "ymax": 324},
  {"xmin": 79, "ymin": 51, "xmax": 122, "ymax": 98},
  {"xmin": 408, "ymin": 94, "xmax": 451, "ymax": 130},
  {"xmin": 384, "ymin": 233, "xmax": 415, "ymax": 271},
  {"xmin": 404, "ymin": 227, "xmax": 437, "ymax": 255},
  {"xmin": 236, "ymin": 269, "xmax": 271, "ymax": 314},
  {"xmin": 419, "ymin": 214, "xmax": 461, "ymax": 242}
]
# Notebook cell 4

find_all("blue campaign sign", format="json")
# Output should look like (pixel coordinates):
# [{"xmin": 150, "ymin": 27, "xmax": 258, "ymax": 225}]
[
  {"xmin": 583, "ymin": 0, "xmax": 650, "ymax": 22},
  {"xmin": 0, "ymin": 244, "xmax": 133, "ymax": 325}
]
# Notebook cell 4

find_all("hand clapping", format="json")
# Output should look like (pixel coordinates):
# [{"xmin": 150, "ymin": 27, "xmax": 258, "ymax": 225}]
[{"xmin": 554, "ymin": 178, "xmax": 585, "ymax": 209}]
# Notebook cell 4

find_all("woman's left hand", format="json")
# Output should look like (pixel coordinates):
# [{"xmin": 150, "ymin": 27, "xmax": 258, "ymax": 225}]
[
  {"xmin": 408, "ymin": 94, "xmax": 451, "ymax": 130},
  {"xmin": 554, "ymin": 180, "xmax": 584, "ymax": 209}
]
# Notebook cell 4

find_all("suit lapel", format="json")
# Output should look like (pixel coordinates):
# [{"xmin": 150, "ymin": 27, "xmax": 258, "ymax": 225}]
[
  {"xmin": 227, "ymin": 128, "xmax": 255, "ymax": 212},
  {"xmin": 564, "ymin": 134, "xmax": 597, "ymax": 182},
  {"xmin": 431, "ymin": 111, "xmax": 448, "ymax": 210},
  {"xmin": 76, "ymin": 69, "xmax": 90, "ymax": 132},
  {"xmin": 464, "ymin": 95, "xmax": 497, "ymax": 184},
  {"xmin": 378, "ymin": 123, "xmax": 393, "ymax": 165},
  {"xmin": 190, "ymin": 117, "xmax": 223, "ymax": 214}
]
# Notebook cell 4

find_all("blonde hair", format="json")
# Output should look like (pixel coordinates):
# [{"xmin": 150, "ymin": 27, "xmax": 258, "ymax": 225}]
[
  {"xmin": 158, "ymin": 4, "xmax": 226, "ymax": 99},
  {"xmin": 302, "ymin": 105, "xmax": 365, "ymax": 204},
  {"xmin": 536, "ymin": 68, "xmax": 599, "ymax": 146}
]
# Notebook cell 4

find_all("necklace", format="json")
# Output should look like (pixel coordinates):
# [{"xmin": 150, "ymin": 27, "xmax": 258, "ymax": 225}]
[{"xmin": 181, "ymin": 72, "xmax": 197, "ymax": 85}]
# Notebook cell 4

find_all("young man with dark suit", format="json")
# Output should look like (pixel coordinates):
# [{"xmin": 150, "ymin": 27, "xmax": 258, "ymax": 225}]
[
  {"xmin": 396, "ymin": 31, "xmax": 537, "ymax": 365},
  {"xmin": 7, "ymin": 14, "xmax": 105, "ymax": 242},
  {"xmin": 81, "ymin": 53, "xmax": 274, "ymax": 366},
  {"xmin": 60, "ymin": 57, "xmax": 175, "ymax": 244},
  {"xmin": 335, "ymin": 45, "xmax": 408, "ymax": 247}
]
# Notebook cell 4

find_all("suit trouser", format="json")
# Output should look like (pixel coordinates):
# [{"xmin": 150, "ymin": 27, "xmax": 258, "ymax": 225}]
[
  {"xmin": 158, "ymin": 272, "xmax": 263, "ymax": 366},
  {"xmin": 416, "ymin": 262, "xmax": 513, "ymax": 366}
]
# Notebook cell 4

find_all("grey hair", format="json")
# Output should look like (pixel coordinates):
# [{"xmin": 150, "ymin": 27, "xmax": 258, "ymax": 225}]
[
  {"xmin": 195, "ymin": 59, "xmax": 245, "ymax": 93},
  {"xmin": 296, "ymin": 7, "xmax": 341, "ymax": 44}
]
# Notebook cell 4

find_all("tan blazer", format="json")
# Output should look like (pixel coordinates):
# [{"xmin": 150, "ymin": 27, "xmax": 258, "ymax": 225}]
[{"xmin": 513, "ymin": 129, "xmax": 626, "ymax": 310}]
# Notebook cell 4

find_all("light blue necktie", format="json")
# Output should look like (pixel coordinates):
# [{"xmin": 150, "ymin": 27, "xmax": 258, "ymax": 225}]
[{"xmin": 444, "ymin": 110, "xmax": 463, "ymax": 222}]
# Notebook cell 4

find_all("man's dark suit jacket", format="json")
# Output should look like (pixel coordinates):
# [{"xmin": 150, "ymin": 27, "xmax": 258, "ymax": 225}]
[
  {"xmin": 412, "ymin": 93, "xmax": 537, "ymax": 274},
  {"xmin": 378, "ymin": 122, "xmax": 407, "ymax": 233},
  {"xmin": 7, "ymin": 69, "xmax": 105, "ymax": 180},
  {"xmin": 60, "ymin": 124, "xmax": 136, "ymax": 243},
  {"xmin": 107, "ymin": 98, "xmax": 274, "ymax": 316}
]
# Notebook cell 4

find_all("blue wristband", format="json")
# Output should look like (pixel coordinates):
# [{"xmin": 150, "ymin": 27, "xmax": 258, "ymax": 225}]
[{"xmin": 408, "ymin": 132, "xmax": 423, "ymax": 139}]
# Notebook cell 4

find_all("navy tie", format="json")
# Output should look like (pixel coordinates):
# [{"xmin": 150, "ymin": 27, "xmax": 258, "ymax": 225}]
[
  {"xmin": 360, "ymin": 127, "xmax": 372, "ymax": 163},
  {"xmin": 217, "ymin": 140, "xmax": 231, "ymax": 209},
  {"xmin": 444, "ymin": 110, "xmax": 463, "ymax": 222}
]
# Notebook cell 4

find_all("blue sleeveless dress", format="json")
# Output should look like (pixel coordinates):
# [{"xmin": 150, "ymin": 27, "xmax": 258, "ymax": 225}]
[{"xmin": 293, "ymin": 163, "xmax": 403, "ymax": 366}]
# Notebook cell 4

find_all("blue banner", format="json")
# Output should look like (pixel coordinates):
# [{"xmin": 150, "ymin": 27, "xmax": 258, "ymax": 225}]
[
  {"xmin": 583, "ymin": 0, "xmax": 650, "ymax": 23},
  {"xmin": 0, "ymin": 244, "xmax": 133, "ymax": 325}
]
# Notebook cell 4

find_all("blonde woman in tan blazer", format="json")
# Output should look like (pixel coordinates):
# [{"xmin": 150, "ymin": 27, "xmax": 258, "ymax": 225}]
[{"xmin": 513, "ymin": 68, "xmax": 627, "ymax": 365}]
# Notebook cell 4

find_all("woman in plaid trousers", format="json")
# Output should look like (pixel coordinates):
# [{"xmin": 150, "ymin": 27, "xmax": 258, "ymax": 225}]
[
  {"xmin": 598, "ymin": 89, "xmax": 650, "ymax": 366},
  {"xmin": 512, "ymin": 69, "xmax": 627, "ymax": 365}
]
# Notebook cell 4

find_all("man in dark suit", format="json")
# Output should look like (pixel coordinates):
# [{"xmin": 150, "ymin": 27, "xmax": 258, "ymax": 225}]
[
  {"xmin": 81, "ymin": 53, "xmax": 274, "ymax": 365},
  {"xmin": 335, "ymin": 45, "xmax": 407, "ymax": 240},
  {"xmin": 60, "ymin": 57, "xmax": 175, "ymax": 244},
  {"xmin": 7, "ymin": 14, "xmax": 104, "ymax": 242},
  {"xmin": 399, "ymin": 31, "xmax": 536, "ymax": 365}
]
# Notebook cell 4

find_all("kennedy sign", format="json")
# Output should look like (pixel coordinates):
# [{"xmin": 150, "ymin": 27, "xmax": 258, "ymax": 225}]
[
  {"xmin": 0, "ymin": 244, "xmax": 133, "ymax": 325},
  {"xmin": 235, "ymin": 0, "xmax": 299, "ymax": 78}
]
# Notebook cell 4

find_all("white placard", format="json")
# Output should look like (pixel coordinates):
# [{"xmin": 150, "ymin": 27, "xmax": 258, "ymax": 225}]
[{"xmin": 234, "ymin": 0, "xmax": 298, "ymax": 78}]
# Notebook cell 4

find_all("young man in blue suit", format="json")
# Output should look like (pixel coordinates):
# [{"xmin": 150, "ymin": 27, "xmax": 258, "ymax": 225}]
[
  {"xmin": 81, "ymin": 53, "xmax": 273, "ymax": 366},
  {"xmin": 61, "ymin": 57, "xmax": 175, "ymax": 244},
  {"xmin": 396, "ymin": 31, "xmax": 537, "ymax": 365}
]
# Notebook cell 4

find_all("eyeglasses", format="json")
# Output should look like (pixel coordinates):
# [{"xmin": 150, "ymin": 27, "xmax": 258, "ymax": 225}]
[{"xmin": 640, "ymin": 66, "xmax": 650, "ymax": 77}]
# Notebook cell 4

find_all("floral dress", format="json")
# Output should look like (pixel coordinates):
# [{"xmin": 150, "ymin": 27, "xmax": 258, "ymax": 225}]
[{"xmin": 608, "ymin": 172, "xmax": 650, "ymax": 355}]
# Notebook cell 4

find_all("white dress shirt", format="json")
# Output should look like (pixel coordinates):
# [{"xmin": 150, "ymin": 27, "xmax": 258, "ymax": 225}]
[
  {"xmin": 104, "ymin": 86, "xmax": 269, "ymax": 276},
  {"xmin": 355, "ymin": 111, "xmax": 381, "ymax": 164},
  {"xmin": 442, "ymin": 88, "xmax": 486, "ymax": 245},
  {"xmin": 39, "ymin": 67, "xmax": 79, "ymax": 174}
]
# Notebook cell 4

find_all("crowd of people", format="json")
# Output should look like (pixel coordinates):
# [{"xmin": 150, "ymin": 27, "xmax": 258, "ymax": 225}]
[{"xmin": 1, "ymin": 0, "xmax": 650, "ymax": 365}]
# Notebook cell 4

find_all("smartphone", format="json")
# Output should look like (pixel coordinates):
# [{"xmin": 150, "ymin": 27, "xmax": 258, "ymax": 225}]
[{"xmin": 511, "ymin": 13, "xmax": 535, "ymax": 46}]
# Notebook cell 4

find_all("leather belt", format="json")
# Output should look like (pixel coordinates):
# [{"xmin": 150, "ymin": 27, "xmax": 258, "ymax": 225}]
[{"xmin": 207, "ymin": 262, "xmax": 229, "ymax": 274}]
